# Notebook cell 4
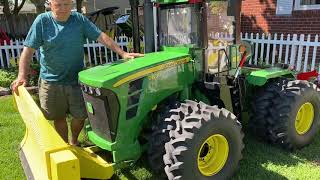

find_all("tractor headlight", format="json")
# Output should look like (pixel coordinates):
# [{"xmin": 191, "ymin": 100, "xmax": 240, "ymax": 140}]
[
  {"xmin": 88, "ymin": 87, "xmax": 94, "ymax": 95},
  {"xmin": 80, "ymin": 83, "xmax": 102, "ymax": 96},
  {"xmin": 82, "ymin": 85, "xmax": 88, "ymax": 92},
  {"xmin": 95, "ymin": 88, "xmax": 101, "ymax": 96}
]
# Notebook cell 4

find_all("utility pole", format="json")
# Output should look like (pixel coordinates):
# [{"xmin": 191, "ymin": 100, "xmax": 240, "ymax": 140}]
[
  {"xmin": 129, "ymin": 0, "xmax": 140, "ymax": 53},
  {"xmin": 144, "ymin": 0, "xmax": 155, "ymax": 53}
]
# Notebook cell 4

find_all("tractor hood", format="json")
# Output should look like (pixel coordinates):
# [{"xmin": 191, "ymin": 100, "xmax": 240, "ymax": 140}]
[{"xmin": 79, "ymin": 51, "xmax": 190, "ymax": 88}]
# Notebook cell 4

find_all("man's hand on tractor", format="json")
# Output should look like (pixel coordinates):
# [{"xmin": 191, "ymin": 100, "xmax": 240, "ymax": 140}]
[
  {"xmin": 121, "ymin": 52, "xmax": 144, "ymax": 60},
  {"xmin": 97, "ymin": 33, "xmax": 144, "ymax": 61},
  {"xmin": 11, "ymin": 76, "xmax": 28, "ymax": 95}
]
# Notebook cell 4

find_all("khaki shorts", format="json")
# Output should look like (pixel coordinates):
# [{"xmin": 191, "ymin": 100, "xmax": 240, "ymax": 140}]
[{"xmin": 39, "ymin": 79, "xmax": 88, "ymax": 120}]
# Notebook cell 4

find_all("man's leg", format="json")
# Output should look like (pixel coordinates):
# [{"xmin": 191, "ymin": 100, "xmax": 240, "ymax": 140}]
[
  {"xmin": 68, "ymin": 84, "xmax": 88, "ymax": 145},
  {"xmin": 54, "ymin": 117, "xmax": 68, "ymax": 143},
  {"xmin": 70, "ymin": 119, "xmax": 85, "ymax": 145},
  {"xmin": 39, "ymin": 79, "xmax": 69, "ymax": 142}
]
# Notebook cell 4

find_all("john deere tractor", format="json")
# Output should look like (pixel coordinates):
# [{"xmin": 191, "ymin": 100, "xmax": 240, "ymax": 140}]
[{"xmin": 15, "ymin": 0, "xmax": 320, "ymax": 180}]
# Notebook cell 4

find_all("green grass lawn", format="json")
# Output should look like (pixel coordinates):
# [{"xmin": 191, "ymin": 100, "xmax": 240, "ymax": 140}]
[
  {"xmin": 0, "ymin": 96, "xmax": 25, "ymax": 180},
  {"xmin": 1, "ymin": 95, "xmax": 320, "ymax": 180}
]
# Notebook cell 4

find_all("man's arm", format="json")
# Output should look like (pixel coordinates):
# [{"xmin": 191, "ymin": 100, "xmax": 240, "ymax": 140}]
[
  {"xmin": 11, "ymin": 47, "xmax": 36, "ymax": 95},
  {"xmin": 97, "ymin": 32, "xmax": 144, "ymax": 60}
]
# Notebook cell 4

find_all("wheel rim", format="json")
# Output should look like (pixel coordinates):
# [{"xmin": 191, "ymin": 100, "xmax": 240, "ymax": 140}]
[
  {"xmin": 197, "ymin": 134, "xmax": 229, "ymax": 176},
  {"xmin": 295, "ymin": 102, "xmax": 314, "ymax": 135}
]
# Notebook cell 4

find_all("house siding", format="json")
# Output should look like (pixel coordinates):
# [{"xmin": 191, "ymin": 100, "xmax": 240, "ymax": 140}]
[
  {"xmin": 241, "ymin": 0, "xmax": 320, "ymax": 66},
  {"xmin": 241, "ymin": 0, "xmax": 320, "ymax": 36}
]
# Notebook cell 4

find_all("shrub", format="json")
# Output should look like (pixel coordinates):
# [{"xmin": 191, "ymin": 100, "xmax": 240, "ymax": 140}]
[
  {"xmin": 0, "ymin": 67, "xmax": 18, "ymax": 87},
  {"xmin": 0, "ymin": 62, "xmax": 40, "ymax": 88},
  {"xmin": 29, "ymin": 62, "xmax": 40, "ymax": 86}
]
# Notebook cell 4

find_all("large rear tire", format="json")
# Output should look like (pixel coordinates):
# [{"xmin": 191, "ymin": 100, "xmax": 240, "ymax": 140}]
[
  {"xmin": 250, "ymin": 79, "xmax": 320, "ymax": 149},
  {"xmin": 163, "ymin": 100, "xmax": 244, "ymax": 180}
]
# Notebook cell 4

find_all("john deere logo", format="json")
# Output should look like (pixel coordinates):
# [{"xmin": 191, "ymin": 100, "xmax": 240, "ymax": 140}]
[{"xmin": 86, "ymin": 102, "xmax": 94, "ymax": 114}]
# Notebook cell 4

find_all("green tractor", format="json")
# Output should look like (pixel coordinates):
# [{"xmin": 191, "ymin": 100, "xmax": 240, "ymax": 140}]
[
  {"xmin": 78, "ymin": 0, "xmax": 320, "ymax": 179},
  {"xmin": 16, "ymin": 0, "xmax": 320, "ymax": 179}
]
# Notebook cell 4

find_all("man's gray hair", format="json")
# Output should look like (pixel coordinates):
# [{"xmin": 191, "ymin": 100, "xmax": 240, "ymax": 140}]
[{"xmin": 48, "ymin": 0, "xmax": 74, "ymax": 3}]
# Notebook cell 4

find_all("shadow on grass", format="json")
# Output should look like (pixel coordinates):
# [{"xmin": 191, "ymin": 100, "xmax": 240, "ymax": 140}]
[
  {"xmin": 291, "ymin": 132, "xmax": 320, "ymax": 166},
  {"xmin": 232, "ymin": 132, "xmax": 292, "ymax": 180},
  {"xmin": 230, "ymin": 117, "xmax": 319, "ymax": 180},
  {"xmin": 111, "ymin": 155, "xmax": 160, "ymax": 180},
  {"xmin": 233, "ymin": 130, "xmax": 320, "ymax": 180}
]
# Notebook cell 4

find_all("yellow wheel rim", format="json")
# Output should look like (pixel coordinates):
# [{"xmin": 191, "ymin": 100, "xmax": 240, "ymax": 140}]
[
  {"xmin": 295, "ymin": 102, "xmax": 314, "ymax": 135},
  {"xmin": 197, "ymin": 134, "xmax": 229, "ymax": 176}
]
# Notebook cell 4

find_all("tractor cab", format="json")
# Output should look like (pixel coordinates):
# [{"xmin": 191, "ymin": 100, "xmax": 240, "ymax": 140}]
[
  {"xmin": 154, "ymin": 0, "xmax": 246, "ymax": 115},
  {"xmin": 156, "ymin": 0, "xmax": 241, "ymax": 76}
]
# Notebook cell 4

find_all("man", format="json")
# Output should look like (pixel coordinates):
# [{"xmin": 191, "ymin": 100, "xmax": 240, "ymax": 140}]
[{"xmin": 11, "ymin": 0, "xmax": 143, "ymax": 145}]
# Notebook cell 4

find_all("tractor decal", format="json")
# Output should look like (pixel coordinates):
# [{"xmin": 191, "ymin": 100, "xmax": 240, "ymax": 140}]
[{"xmin": 113, "ymin": 57, "xmax": 190, "ymax": 87}]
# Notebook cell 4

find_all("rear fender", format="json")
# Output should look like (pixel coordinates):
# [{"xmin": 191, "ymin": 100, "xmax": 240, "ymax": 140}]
[{"xmin": 246, "ymin": 67, "xmax": 294, "ymax": 86}]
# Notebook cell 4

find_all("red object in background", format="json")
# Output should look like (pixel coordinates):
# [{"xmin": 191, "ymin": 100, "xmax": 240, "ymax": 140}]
[
  {"xmin": 154, "ymin": 3, "xmax": 160, "ymax": 8},
  {"xmin": 297, "ymin": 70, "xmax": 318, "ymax": 81},
  {"xmin": 0, "ymin": 28, "xmax": 10, "ymax": 45},
  {"xmin": 189, "ymin": 0, "xmax": 202, "ymax": 3}
]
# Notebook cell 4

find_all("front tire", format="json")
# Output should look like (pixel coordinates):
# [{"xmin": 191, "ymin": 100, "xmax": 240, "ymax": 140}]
[
  {"xmin": 148, "ymin": 102, "xmax": 179, "ymax": 178},
  {"xmin": 163, "ymin": 100, "xmax": 244, "ymax": 180}
]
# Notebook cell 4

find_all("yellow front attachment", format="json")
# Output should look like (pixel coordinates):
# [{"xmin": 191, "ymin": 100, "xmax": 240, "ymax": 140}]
[
  {"xmin": 14, "ymin": 86, "xmax": 114, "ymax": 180},
  {"xmin": 197, "ymin": 134, "xmax": 229, "ymax": 176},
  {"xmin": 295, "ymin": 102, "xmax": 314, "ymax": 135}
]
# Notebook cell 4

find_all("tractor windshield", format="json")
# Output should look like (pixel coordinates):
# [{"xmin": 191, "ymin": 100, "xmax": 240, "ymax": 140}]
[{"xmin": 159, "ymin": 4, "xmax": 202, "ymax": 47}]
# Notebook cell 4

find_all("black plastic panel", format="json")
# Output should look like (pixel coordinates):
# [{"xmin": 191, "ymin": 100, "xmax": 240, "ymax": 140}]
[
  {"xmin": 128, "ymin": 78, "xmax": 143, "ymax": 94},
  {"xmin": 82, "ymin": 88, "xmax": 120, "ymax": 142},
  {"xmin": 126, "ymin": 106, "xmax": 138, "ymax": 120}
]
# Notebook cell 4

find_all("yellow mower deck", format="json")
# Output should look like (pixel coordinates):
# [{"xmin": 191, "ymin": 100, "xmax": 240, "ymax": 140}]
[{"xmin": 14, "ymin": 86, "xmax": 114, "ymax": 180}]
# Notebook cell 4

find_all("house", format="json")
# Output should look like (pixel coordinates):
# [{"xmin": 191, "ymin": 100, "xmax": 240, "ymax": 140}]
[
  {"xmin": 241, "ymin": 0, "xmax": 320, "ymax": 36},
  {"xmin": 0, "ymin": 3, "xmax": 36, "ymax": 14},
  {"xmin": 83, "ymin": 0, "xmax": 145, "ymax": 37},
  {"xmin": 85, "ymin": 0, "xmax": 144, "ymax": 15},
  {"xmin": 0, "ymin": 3, "xmax": 37, "ymax": 38},
  {"xmin": 241, "ymin": 0, "xmax": 320, "ymax": 72},
  {"xmin": 20, "ymin": 3, "xmax": 37, "ymax": 14}
]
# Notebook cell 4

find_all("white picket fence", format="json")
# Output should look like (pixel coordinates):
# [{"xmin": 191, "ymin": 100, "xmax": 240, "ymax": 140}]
[
  {"xmin": 209, "ymin": 32, "xmax": 234, "ymax": 42},
  {"xmin": 83, "ymin": 35, "xmax": 134, "ymax": 67},
  {"xmin": 241, "ymin": 33, "xmax": 320, "ymax": 72},
  {"xmin": 1, "ymin": 33, "xmax": 320, "ymax": 73},
  {"xmin": 0, "ymin": 35, "xmax": 134, "ymax": 68}
]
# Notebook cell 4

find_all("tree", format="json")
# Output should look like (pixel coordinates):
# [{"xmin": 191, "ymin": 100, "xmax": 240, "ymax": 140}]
[
  {"xmin": 1, "ymin": 0, "xmax": 27, "ymax": 37},
  {"xmin": 29, "ymin": 0, "xmax": 46, "ymax": 14},
  {"xmin": 76, "ymin": 0, "xmax": 82, "ymax": 13},
  {"xmin": 1, "ymin": 0, "xmax": 26, "ymax": 16}
]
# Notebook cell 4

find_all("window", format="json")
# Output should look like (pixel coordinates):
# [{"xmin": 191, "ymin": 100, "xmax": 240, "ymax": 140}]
[
  {"xmin": 276, "ymin": 0, "xmax": 294, "ymax": 15},
  {"xmin": 295, "ymin": 0, "xmax": 320, "ymax": 10},
  {"xmin": 125, "ymin": 8, "xmax": 131, "ymax": 14},
  {"xmin": 159, "ymin": 5, "xmax": 202, "ymax": 47},
  {"xmin": 300, "ymin": 0, "xmax": 320, "ymax": 5},
  {"xmin": 124, "ymin": 6, "xmax": 144, "ymax": 15}
]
